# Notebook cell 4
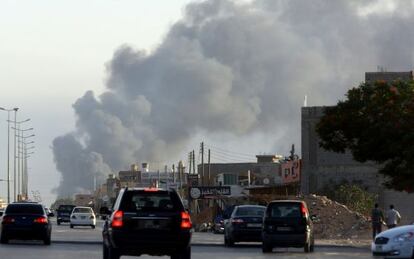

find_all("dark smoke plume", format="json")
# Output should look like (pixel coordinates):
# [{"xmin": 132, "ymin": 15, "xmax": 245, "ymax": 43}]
[{"xmin": 53, "ymin": 0, "xmax": 414, "ymax": 197}]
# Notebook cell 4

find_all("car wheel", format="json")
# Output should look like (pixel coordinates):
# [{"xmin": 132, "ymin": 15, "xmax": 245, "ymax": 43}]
[
  {"xmin": 227, "ymin": 236, "xmax": 235, "ymax": 247},
  {"xmin": 43, "ymin": 235, "xmax": 51, "ymax": 245},
  {"xmin": 171, "ymin": 246, "xmax": 191, "ymax": 259},
  {"xmin": 262, "ymin": 242, "xmax": 272, "ymax": 253},
  {"xmin": 304, "ymin": 242, "xmax": 311, "ymax": 253},
  {"xmin": 107, "ymin": 245, "xmax": 120, "ymax": 259},
  {"xmin": 310, "ymin": 242, "xmax": 315, "ymax": 252},
  {"xmin": 103, "ymin": 243, "xmax": 109, "ymax": 259},
  {"xmin": 57, "ymin": 220, "xmax": 60, "ymax": 225},
  {"xmin": 0, "ymin": 233, "xmax": 8, "ymax": 244},
  {"xmin": 70, "ymin": 224, "xmax": 74, "ymax": 228},
  {"xmin": 91, "ymin": 225, "xmax": 95, "ymax": 229}
]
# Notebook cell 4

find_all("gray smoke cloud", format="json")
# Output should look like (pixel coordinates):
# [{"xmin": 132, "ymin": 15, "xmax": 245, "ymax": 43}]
[{"xmin": 52, "ymin": 0, "xmax": 414, "ymax": 197}]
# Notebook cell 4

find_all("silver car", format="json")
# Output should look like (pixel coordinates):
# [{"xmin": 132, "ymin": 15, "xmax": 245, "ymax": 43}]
[{"xmin": 372, "ymin": 225, "xmax": 414, "ymax": 258}]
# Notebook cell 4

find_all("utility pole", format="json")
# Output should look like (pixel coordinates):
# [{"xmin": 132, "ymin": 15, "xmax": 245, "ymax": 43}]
[
  {"xmin": 208, "ymin": 149, "xmax": 211, "ymax": 186},
  {"xmin": 188, "ymin": 152, "xmax": 192, "ymax": 175},
  {"xmin": 192, "ymin": 150, "xmax": 195, "ymax": 174},
  {"xmin": 13, "ymin": 109, "xmax": 18, "ymax": 202},
  {"xmin": 200, "ymin": 142, "xmax": 204, "ymax": 186}
]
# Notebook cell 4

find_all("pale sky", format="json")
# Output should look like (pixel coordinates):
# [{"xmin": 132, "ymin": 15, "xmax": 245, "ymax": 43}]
[{"xmin": 0, "ymin": 0, "xmax": 192, "ymax": 206}]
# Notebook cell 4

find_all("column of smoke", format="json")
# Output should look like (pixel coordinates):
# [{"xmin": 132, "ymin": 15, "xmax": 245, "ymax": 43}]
[{"xmin": 52, "ymin": 0, "xmax": 414, "ymax": 197}]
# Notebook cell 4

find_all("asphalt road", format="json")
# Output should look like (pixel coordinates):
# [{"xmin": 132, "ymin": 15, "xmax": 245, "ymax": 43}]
[
  {"xmin": 0, "ymin": 243, "xmax": 374, "ymax": 259},
  {"xmin": 0, "ymin": 218, "xmax": 374, "ymax": 258}
]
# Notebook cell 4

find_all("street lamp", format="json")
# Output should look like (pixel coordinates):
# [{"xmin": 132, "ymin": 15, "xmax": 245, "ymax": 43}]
[
  {"xmin": 13, "ymin": 125, "xmax": 32, "ymax": 200},
  {"xmin": 19, "ymin": 134, "xmax": 34, "ymax": 200},
  {"xmin": 10, "ymin": 119, "xmax": 30, "ymax": 202},
  {"xmin": 0, "ymin": 107, "xmax": 18, "ymax": 204}
]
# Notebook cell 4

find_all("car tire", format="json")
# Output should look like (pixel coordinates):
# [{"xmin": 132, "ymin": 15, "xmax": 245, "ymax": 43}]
[
  {"xmin": 43, "ymin": 235, "xmax": 51, "ymax": 245},
  {"xmin": 91, "ymin": 225, "xmax": 95, "ymax": 229},
  {"xmin": 304, "ymin": 241, "xmax": 312, "ymax": 253},
  {"xmin": 107, "ymin": 245, "xmax": 120, "ymax": 259},
  {"xmin": 262, "ymin": 242, "xmax": 272, "ymax": 253},
  {"xmin": 103, "ymin": 243, "xmax": 109, "ymax": 259},
  {"xmin": 70, "ymin": 224, "xmax": 74, "ymax": 228},
  {"xmin": 0, "ymin": 233, "xmax": 8, "ymax": 244},
  {"xmin": 57, "ymin": 220, "xmax": 61, "ymax": 225},
  {"xmin": 171, "ymin": 246, "xmax": 191, "ymax": 259}
]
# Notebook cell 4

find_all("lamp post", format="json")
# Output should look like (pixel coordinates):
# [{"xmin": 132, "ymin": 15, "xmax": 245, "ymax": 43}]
[
  {"xmin": 20, "ymin": 134, "xmax": 34, "ymax": 200},
  {"xmin": 10, "ymin": 120, "xmax": 30, "ymax": 202},
  {"xmin": 0, "ymin": 107, "xmax": 19, "ymax": 204},
  {"xmin": 12, "ymin": 124, "xmax": 32, "ymax": 200}
]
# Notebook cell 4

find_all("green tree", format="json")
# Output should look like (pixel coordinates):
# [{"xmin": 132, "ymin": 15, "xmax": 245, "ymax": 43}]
[{"xmin": 316, "ymin": 79, "xmax": 414, "ymax": 192}]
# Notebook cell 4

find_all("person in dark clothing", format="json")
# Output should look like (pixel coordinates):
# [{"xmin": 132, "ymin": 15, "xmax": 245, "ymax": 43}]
[{"xmin": 371, "ymin": 203, "xmax": 385, "ymax": 239}]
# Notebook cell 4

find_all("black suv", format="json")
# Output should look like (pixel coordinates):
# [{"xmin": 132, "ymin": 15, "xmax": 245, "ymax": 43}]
[
  {"xmin": 0, "ymin": 202, "xmax": 52, "ymax": 245},
  {"xmin": 262, "ymin": 200, "xmax": 314, "ymax": 253},
  {"xmin": 56, "ymin": 204, "xmax": 76, "ymax": 225},
  {"xmin": 102, "ymin": 187, "xmax": 192, "ymax": 259}
]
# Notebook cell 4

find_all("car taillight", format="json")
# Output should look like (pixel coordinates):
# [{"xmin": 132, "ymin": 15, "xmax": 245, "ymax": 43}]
[
  {"xmin": 144, "ymin": 187, "xmax": 159, "ymax": 192},
  {"xmin": 90, "ymin": 215, "xmax": 95, "ymax": 219},
  {"xmin": 71, "ymin": 215, "xmax": 77, "ymax": 219},
  {"xmin": 180, "ymin": 211, "xmax": 192, "ymax": 229},
  {"xmin": 34, "ymin": 217, "xmax": 48, "ymax": 224},
  {"xmin": 111, "ymin": 210, "xmax": 123, "ymax": 228},
  {"xmin": 2, "ymin": 216, "xmax": 15, "ymax": 224},
  {"xmin": 231, "ymin": 218, "xmax": 244, "ymax": 224},
  {"xmin": 301, "ymin": 203, "xmax": 308, "ymax": 217}
]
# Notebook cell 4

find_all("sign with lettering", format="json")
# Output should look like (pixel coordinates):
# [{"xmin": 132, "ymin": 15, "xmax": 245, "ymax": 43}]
[{"xmin": 189, "ymin": 186, "xmax": 231, "ymax": 199}]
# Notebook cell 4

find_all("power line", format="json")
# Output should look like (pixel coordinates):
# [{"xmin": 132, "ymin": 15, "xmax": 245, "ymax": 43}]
[{"xmin": 204, "ymin": 144, "xmax": 256, "ymax": 158}]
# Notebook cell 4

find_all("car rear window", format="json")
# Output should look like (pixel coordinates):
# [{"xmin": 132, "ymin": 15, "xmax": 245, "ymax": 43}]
[
  {"xmin": 235, "ymin": 206, "xmax": 265, "ymax": 217},
  {"xmin": 268, "ymin": 203, "xmax": 302, "ymax": 218},
  {"xmin": 6, "ymin": 204, "xmax": 44, "ymax": 215},
  {"xmin": 73, "ymin": 208, "xmax": 93, "ymax": 213},
  {"xmin": 58, "ymin": 205, "xmax": 75, "ymax": 212},
  {"xmin": 120, "ymin": 190, "xmax": 182, "ymax": 212}
]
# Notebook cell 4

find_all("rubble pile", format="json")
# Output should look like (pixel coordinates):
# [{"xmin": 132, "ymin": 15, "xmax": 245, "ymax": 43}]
[
  {"xmin": 192, "ymin": 207, "xmax": 215, "ymax": 231},
  {"xmin": 303, "ymin": 194, "xmax": 371, "ymax": 239},
  {"xmin": 250, "ymin": 193, "xmax": 371, "ymax": 240}
]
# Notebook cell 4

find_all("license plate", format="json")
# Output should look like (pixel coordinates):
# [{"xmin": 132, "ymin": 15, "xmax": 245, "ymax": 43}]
[
  {"xmin": 247, "ymin": 223, "xmax": 262, "ymax": 228},
  {"xmin": 376, "ymin": 245, "xmax": 382, "ymax": 251},
  {"xmin": 81, "ymin": 216, "xmax": 86, "ymax": 219},
  {"xmin": 137, "ymin": 220, "xmax": 169, "ymax": 229},
  {"xmin": 277, "ymin": 226, "xmax": 292, "ymax": 231}
]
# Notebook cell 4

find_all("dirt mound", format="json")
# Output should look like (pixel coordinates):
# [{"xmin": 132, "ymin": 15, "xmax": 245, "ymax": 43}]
[
  {"xmin": 250, "ymin": 193, "xmax": 371, "ymax": 240},
  {"xmin": 303, "ymin": 194, "xmax": 371, "ymax": 239}
]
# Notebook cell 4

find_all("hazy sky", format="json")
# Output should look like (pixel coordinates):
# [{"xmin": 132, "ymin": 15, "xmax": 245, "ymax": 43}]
[
  {"xmin": 0, "ymin": 0, "xmax": 191, "ymax": 205},
  {"xmin": 1, "ymin": 0, "xmax": 411, "ymax": 206}
]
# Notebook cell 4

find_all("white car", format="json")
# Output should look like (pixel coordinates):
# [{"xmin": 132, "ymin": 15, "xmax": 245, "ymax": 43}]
[
  {"xmin": 70, "ymin": 206, "xmax": 96, "ymax": 229},
  {"xmin": 372, "ymin": 225, "xmax": 414, "ymax": 258}
]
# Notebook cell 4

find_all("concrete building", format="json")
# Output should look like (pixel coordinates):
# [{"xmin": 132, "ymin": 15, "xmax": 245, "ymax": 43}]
[
  {"xmin": 301, "ymin": 71, "xmax": 414, "ymax": 224},
  {"xmin": 197, "ymin": 155, "xmax": 298, "ymax": 187}
]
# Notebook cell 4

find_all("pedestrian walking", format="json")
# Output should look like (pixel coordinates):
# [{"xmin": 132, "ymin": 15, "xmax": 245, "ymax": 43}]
[
  {"xmin": 385, "ymin": 204, "xmax": 401, "ymax": 229},
  {"xmin": 371, "ymin": 203, "xmax": 384, "ymax": 239}
]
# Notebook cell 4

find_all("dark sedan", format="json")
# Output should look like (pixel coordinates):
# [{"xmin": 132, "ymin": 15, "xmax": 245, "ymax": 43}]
[
  {"xmin": 224, "ymin": 205, "xmax": 266, "ymax": 246},
  {"xmin": 0, "ymin": 202, "xmax": 52, "ymax": 245}
]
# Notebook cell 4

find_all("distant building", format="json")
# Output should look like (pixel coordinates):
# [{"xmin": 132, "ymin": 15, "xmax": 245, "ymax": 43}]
[
  {"xmin": 301, "ymin": 71, "xmax": 414, "ymax": 223},
  {"xmin": 74, "ymin": 194, "xmax": 94, "ymax": 207},
  {"xmin": 118, "ymin": 164, "xmax": 141, "ymax": 188}
]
